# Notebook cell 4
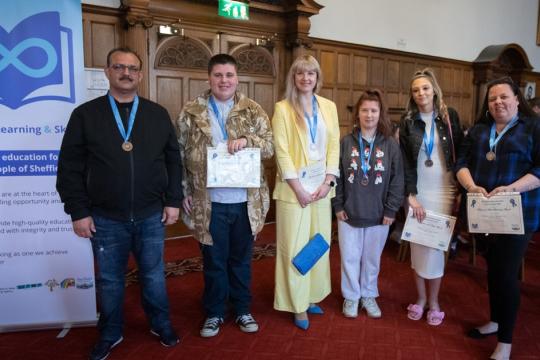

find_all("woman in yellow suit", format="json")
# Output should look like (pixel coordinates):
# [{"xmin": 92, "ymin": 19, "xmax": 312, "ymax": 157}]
[{"xmin": 272, "ymin": 55, "xmax": 340, "ymax": 330}]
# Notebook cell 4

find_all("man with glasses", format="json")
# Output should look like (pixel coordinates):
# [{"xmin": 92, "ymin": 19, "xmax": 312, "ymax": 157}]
[
  {"xmin": 56, "ymin": 47, "xmax": 182, "ymax": 360},
  {"xmin": 176, "ymin": 54, "xmax": 273, "ymax": 338}
]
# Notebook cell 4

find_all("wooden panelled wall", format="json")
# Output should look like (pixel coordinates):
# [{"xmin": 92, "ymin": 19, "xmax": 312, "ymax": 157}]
[
  {"xmin": 306, "ymin": 39, "xmax": 475, "ymax": 137},
  {"xmin": 82, "ymin": 7, "xmax": 124, "ymax": 68},
  {"xmin": 81, "ymin": 4, "xmax": 540, "ymax": 238}
]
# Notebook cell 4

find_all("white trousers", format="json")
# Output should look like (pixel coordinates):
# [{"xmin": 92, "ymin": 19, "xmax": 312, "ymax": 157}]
[{"xmin": 338, "ymin": 221, "xmax": 389, "ymax": 300}]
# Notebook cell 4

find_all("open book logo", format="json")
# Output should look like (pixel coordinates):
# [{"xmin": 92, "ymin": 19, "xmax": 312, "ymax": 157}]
[{"xmin": 0, "ymin": 12, "xmax": 75, "ymax": 109}]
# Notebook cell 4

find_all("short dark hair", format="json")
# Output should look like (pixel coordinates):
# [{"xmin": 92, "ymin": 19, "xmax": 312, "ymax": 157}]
[
  {"xmin": 208, "ymin": 54, "xmax": 237, "ymax": 74},
  {"xmin": 106, "ymin": 47, "xmax": 143, "ymax": 68}
]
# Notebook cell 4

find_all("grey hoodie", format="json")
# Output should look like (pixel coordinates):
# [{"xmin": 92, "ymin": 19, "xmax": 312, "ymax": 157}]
[{"xmin": 332, "ymin": 128, "xmax": 404, "ymax": 228}]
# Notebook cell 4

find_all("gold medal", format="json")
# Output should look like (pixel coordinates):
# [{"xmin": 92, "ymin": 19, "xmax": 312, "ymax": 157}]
[
  {"xmin": 122, "ymin": 141, "xmax": 133, "ymax": 152},
  {"xmin": 486, "ymin": 151, "xmax": 496, "ymax": 161}
]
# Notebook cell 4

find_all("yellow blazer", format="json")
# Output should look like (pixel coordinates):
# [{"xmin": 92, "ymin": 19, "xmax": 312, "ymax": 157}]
[{"xmin": 272, "ymin": 94, "xmax": 340, "ymax": 203}]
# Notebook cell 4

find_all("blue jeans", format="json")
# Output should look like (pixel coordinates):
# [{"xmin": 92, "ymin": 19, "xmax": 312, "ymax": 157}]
[
  {"xmin": 202, "ymin": 202, "xmax": 254, "ymax": 318},
  {"xmin": 91, "ymin": 212, "xmax": 172, "ymax": 341}
]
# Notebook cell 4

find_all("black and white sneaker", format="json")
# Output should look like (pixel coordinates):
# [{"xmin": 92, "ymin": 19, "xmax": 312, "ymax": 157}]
[
  {"xmin": 235, "ymin": 313, "xmax": 259, "ymax": 333},
  {"xmin": 200, "ymin": 317, "xmax": 224, "ymax": 338}
]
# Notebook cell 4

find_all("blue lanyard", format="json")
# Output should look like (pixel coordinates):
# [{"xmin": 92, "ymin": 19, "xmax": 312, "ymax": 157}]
[
  {"xmin": 422, "ymin": 112, "xmax": 436, "ymax": 160},
  {"xmin": 303, "ymin": 95, "xmax": 318, "ymax": 144},
  {"xmin": 209, "ymin": 96, "xmax": 229, "ymax": 140},
  {"xmin": 489, "ymin": 115, "xmax": 519, "ymax": 151},
  {"xmin": 108, "ymin": 93, "xmax": 138, "ymax": 143},
  {"xmin": 358, "ymin": 131, "xmax": 375, "ymax": 177}
]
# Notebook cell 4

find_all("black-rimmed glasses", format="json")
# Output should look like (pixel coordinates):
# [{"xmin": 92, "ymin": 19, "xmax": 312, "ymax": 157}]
[{"xmin": 110, "ymin": 63, "xmax": 140, "ymax": 73}]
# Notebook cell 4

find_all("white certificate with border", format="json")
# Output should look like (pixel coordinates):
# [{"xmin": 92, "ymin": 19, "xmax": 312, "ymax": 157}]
[
  {"xmin": 467, "ymin": 192, "xmax": 524, "ymax": 234},
  {"xmin": 206, "ymin": 145, "xmax": 261, "ymax": 188},
  {"xmin": 298, "ymin": 161, "xmax": 326, "ymax": 193},
  {"xmin": 401, "ymin": 207, "xmax": 456, "ymax": 251}
]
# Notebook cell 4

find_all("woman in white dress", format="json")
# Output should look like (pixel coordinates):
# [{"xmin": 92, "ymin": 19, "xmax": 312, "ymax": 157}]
[{"xmin": 399, "ymin": 68, "xmax": 463, "ymax": 326}]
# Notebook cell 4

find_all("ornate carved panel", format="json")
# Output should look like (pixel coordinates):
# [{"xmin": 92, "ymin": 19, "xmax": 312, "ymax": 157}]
[
  {"xmin": 155, "ymin": 37, "xmax": 212, "ymax": 70},
  {"xmin": 232, "ymin": 47, "xmax": 275, "ymax": 76}
]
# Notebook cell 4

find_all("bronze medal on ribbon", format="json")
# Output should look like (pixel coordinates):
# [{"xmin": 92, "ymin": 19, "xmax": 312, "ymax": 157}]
[
  {"xmin": 425, "ymin": 159, "xmax": 433, "ymax": 167},
  {"xmin": 486, "ymin": 151, "xmax": 496, "ymax": 161},
  {"xmin": 361, "ymin": 177, "xmax": 369, "ymax": 186},
  {"xmin": 122, "ymin": 141, "xmax": 133, "ymax": 152}
]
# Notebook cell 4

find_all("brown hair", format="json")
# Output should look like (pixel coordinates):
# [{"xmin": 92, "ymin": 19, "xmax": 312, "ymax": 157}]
[{"xmin": 354, "ymin": 89, "xmax": 392, "ymax": 138}]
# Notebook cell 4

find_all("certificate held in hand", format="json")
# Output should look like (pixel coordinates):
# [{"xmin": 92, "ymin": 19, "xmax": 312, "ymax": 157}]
[
  {"xmin": 292, "ymin": 233, "xmax": 329, "ymax": 275},
  {"xmin": 467, "ymin": 192, "xmax": 524, "ymax": 234},
  {"xmin": 401, "ymin": 208, "xmax": 456, "ymax": 251},
  {"xmin": 206, "ymin": 145, "xmax": 261, "ymax": 188}
]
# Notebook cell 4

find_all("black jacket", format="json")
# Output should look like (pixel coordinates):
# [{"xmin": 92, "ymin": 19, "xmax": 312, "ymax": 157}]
[
  {"xmin": 56, "ymin": 95, "xmax": 182, "ymax": 221},
  {"xmin": 399, "ymin": 107, "xmax": 463, "ymax": 196},
  {"xmin": 332, "ymin": 128, "xmax": 404, "ymax": 228}
]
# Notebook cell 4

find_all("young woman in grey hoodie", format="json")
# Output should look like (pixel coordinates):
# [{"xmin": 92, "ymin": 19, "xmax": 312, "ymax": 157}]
[{"xmin": 332, "ymin": 89, "xmax": 404, "ymax": 318}]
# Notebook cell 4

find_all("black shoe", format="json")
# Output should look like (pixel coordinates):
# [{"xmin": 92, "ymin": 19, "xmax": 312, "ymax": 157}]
[
  {"xmin": 88, "ymin": 337, "xmax": 123, "ymax": 360},
  {"xmin": 467, "ymin": 328, "xmax": 497, "ymax": 339},
  {"xmin": 150, "ymin": 327, "xmax": 180, "ymax": 347}
]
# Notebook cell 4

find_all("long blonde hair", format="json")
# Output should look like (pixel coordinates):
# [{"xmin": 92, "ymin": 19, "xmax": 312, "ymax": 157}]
[
  {"xmin": 405, "ymin": 68, "xmax": 449, "ymax": 122},
  {"xmin": 284, "ymin": 55, "xmax": 323, "ymax": 128}
]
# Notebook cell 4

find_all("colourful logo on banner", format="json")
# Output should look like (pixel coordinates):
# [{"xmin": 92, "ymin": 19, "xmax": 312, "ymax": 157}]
[
  {"xmin": 76, "ymin": 277, "xmax": 94, "ymax": 290},
  {"xmin": 60, "ymin": 278, "xmax": 75, "ymax": 289},
  {"xmin": 0, "ymin": 11, "xmax": 75, "ymax": 109},
  {"xmin": 16, "ymin": 283, "xmax": 42, "ymax": 290}
]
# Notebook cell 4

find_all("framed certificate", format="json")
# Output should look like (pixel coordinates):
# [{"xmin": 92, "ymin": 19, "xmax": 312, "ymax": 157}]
[
  {"xmin": 467, "ymin": 192, "xmax": 524, "ymax": 234},
  {"xmin": 401, "ymin": 208, "xmax": 456, "ymax": 251},
  {"xmin": 206, "ymin": 145, "xmax": 261, "ymax": 188}
]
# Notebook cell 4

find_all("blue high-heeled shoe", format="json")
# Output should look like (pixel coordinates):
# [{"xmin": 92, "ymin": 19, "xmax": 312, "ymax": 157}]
[
  {"xmin": 307, "ymin": 304, "xmax": 324, "ymax": 315},
  {"xmin": 294, "ymin": 318, "xmax": 309, "ymax": 330}
]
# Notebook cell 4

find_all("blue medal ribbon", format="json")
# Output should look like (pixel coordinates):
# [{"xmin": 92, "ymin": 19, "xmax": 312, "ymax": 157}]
[
  {"xmin": 489, "ymin": 115, "xmax": 519, "ymax": 153},
  {"xmin": 303, "ymin": 95, "xmax": 318, "ymax": 145},
  {"xmin": 209, "ymin": 96, "xmax": 229, "ymax": 141},
  {"xmin": 358, "ymin": 131, "xmax": 375, "ymax": 179},
  {"xmin": 422, "ymin": 112, "xmax": 436, "ymax": 161},
  {"xmin": 108, "ymin": 93, "xmax": 139, "ymax": 145}
]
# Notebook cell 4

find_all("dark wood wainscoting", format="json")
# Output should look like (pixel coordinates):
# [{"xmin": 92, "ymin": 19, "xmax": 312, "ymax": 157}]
[{"xmin": 81, "ymin": 2, "xmax": 540, "ymax": 240}]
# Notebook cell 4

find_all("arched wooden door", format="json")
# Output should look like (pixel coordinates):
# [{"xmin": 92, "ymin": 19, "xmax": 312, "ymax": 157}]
[{"xmin": 148, "ymin": 27, "xmax": 280, "ymax": 238}]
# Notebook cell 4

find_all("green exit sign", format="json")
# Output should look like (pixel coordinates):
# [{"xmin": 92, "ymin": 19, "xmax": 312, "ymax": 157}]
[{"xmin": 218, "ymin": 0, "xmax": 249, "ymax": 20}]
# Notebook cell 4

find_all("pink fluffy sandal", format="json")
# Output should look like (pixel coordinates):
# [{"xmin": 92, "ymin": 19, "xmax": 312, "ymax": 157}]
[
  {"xmin": 406, "ymin": 304, "xmax": 424, "ymax": 321},
  {"xmin": 426, "ymin": 310, "xmax": 445, "ymax": 326}
]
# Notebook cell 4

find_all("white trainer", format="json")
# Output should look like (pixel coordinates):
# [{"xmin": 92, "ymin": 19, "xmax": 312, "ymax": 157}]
[
  {"xmin": 342, "ymin": 299, "xmax": 359, "ymax": 318},
  {"xmin": 361, "ymin": 297, "xmax": 381, "ymax": 318}
]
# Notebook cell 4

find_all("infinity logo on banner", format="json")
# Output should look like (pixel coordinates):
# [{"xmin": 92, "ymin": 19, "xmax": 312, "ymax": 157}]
[
  {"xmin": 0, "ymin": 12, "xmax": 75, "ymax": 109},
  {"xmin": 0, "ymin": 38, "xmax": 57, "ymax": 77}
]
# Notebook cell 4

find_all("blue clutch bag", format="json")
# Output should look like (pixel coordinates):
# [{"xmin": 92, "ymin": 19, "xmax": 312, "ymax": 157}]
[{"xmin": 292, "ymin": 233, "xmax": 330, "ymax": 275}]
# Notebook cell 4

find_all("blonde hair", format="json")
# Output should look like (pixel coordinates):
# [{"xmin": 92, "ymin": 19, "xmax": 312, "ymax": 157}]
[
  {"xmin": 284, "ymin": 55, "xmax": 323, "ymax": 128},
  {"xmin": 405, "ymin": 68, "xmax": 449, "ymax": 122}
]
